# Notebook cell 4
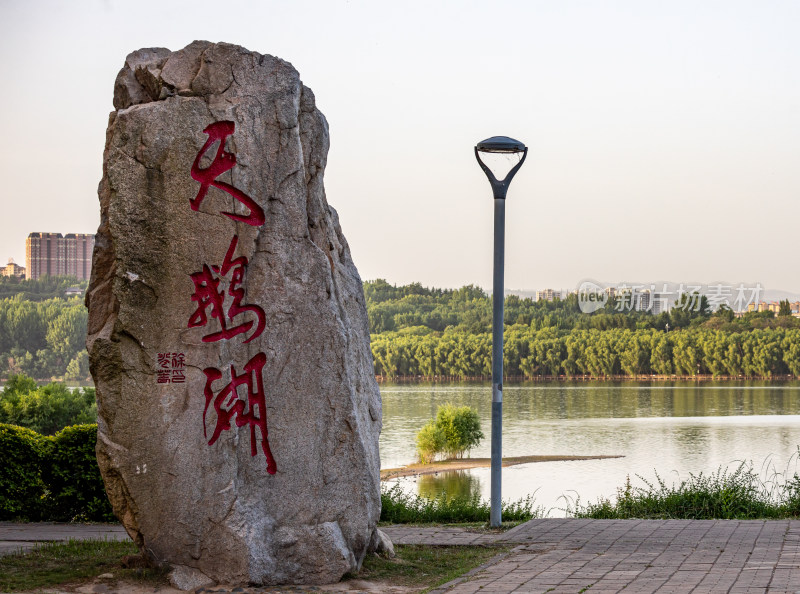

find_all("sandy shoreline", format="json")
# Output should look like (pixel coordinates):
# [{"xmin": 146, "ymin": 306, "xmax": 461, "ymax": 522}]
[{"xmin": 380, "ymin": 454, "xmax": 624, "ymax": 480}]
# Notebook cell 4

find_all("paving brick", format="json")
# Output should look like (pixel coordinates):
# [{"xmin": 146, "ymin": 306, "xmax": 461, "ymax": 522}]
[{"xmin": 7, "ymin": 519, "xmax": 800, "ymax": 592}]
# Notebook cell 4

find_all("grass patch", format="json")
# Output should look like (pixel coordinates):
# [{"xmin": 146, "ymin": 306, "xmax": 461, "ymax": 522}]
[
  {"xmin": 0, "ymin": 538, "xmax": 167, "ymax": 592},
  {"xmin": 381, "ymin": 483, "xmax": 542, "ymax": 524},
  {"xmin": 1, "ymin": 539, "xmax": 504, "ymax": 594},
  {"xmin": 351, "ymin": 544, "xmax": 509, "ymax": 591},
  {"xmin": 572, "ymin": 460, "xmax": 800, "ymax": 520}
]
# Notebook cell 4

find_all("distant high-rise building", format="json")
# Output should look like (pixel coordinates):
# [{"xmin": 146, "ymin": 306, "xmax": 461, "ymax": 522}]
[
  {"xmin": 747, "ymin": 301, "xmax": 779, "ymax": 313},
  {"xmin": 635, "ymin": 289, "xmax": 651, "ymax": 312},
  {"xmin": 26, "ymin": 232, "xmax": 63, "ymax": 279},
  {"xmin": 63, "ymin": 234, "xmax": 94, "ymax": 280},
  {"xmin": 1, "ymin": 258, "xmax": 25, "ymax": 278},
  {"xmin": 536, "ymin": 288, "xmax": 561, "ymax": 302},
  {"xmin": 25, "ymin": 232, "xmax": 95, "ymax": 280},
  {"xmin": 651, "ymin": 292, "xmax": 670, "ymax": 315}
]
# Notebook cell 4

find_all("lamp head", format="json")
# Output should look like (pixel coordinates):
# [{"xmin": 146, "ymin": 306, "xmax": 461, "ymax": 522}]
[
  {"xmin": 475, "ymin": 136, "xmax": 528, "ymax": 199},
  {"xmin": 476, "ymin": 136, "xmax": 526, "ymax": 154}
]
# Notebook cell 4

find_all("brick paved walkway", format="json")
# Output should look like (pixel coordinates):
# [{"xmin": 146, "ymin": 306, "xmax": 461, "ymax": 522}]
[
  {"xmin": 3, "ymin": 520, "xmax": 800, "ymax": 592},
  {"xmin": 385, "ymin": 519, "xmax": 800, "ymax": 593}
]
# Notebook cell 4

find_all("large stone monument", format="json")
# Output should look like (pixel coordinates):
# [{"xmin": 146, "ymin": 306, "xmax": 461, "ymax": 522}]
[{"xmin": 86, "ymin": 41, "xmax": 386, "ymax": 588}]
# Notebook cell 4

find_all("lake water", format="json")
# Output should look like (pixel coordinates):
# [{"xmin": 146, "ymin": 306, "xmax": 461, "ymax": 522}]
[{"xmin": 380, "ymin": 382, "xmax": 800, "ymax": 516}]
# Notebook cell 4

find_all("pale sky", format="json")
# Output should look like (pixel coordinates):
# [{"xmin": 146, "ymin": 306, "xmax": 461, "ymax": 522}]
[{"xmin": 1, "ymin": 1, "xmax": 798, "ymax": 293}]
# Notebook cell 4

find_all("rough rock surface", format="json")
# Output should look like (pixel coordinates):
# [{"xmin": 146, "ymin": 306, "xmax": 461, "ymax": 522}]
[
  {"xmin": 368, "ymin": 528, "xmax": 395, "ymax": 558},
  {"xmin": 86, "ymin": 41, "xmax": 384, "ymax": 587}
]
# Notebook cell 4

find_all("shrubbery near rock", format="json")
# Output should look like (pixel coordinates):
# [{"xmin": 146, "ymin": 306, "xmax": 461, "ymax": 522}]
[
  {"xmin": 43, "ymin": 424, "xmax": 114, "ymax": 522},
  {"xmin": 0, "ymin": 423, "xmax": 47, "ymax": 520},
  {"xmin": 0, "ymin": 422, "xmax": 113, "ymax": 522}
]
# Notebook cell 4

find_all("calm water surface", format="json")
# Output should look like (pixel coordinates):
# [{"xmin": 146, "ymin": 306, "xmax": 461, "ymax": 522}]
[{"xmin": 380, "ymin": 382, "xmax": 800, "ymax": 516}]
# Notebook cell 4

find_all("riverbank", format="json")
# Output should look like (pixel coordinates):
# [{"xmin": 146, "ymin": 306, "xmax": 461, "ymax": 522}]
[{"xmin": 380, "ymin": 455, "xmax": 624, "ymax": 480}]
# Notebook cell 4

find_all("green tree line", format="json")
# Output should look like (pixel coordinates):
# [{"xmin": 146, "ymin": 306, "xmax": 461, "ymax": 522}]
[
  {"xmin": 0, "ymin": 275, "xmax": 87, "ymax": 302},
  {"xmin": 0, "ymin": 278, "xmax": 90, "ymax": 380},
  {"xmin": 0, "ymin": 374, "xmax": 96, "ymax": 435},
  {"xmin": 365, "ymin": 280, "xmax": 800, "ymax": 379},
  {"xmin": 366, "ymin": 279, "xmax": 798, "ymax": 335},
  {"xmin": 0, "ymin": 276, "xmax": 796, "ymax": 381},
  {"xmin": 371, "ymin": 327, "xmax": 800, "ymax": 378}
]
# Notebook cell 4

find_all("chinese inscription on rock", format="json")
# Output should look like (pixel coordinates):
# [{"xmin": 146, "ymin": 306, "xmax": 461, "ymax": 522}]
[
  {"xmin": 188, "ymin": 235, "xmax": 266, "ymax": 343},
  {"xmin": 180, "ymin": 120, "xmax": 276, "ymax": 475},
  {"xmin": 190, "ymin": 121, "xmax": 265, "ymax": 226},
  {"xmin": 157, "ymin": 352, "xmax": 186, "ymax": 384}
]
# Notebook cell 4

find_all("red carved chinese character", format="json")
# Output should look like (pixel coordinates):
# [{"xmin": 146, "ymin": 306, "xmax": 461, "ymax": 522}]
[
  {"xmin": 171, "ymin": 370, "xmax": 186, "ymax": 383},
  {"xmin": 203, "ymin": 352, "xmax": 276, "ymax": 474},
  {"xmin": 190, "ymin": 121, "xmax": 265, "ymax": 226},
  {"xmin": 172, "ymin": 352, "xmax": 186, "ymax": 369},
  {"xmin": 157, "ymin": 353, "xmax": 171, "ymax": 369},
  {"xmin": 188, "ymin": 236, "xmax": 266, "ymax": 343},
  {"xmin": 157, "ymin": 370, "xmax": 171, "ymax": 384}
]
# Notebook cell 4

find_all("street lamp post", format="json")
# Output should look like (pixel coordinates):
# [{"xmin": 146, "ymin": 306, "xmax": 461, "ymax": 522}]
[{"xmin": 475, "ymin": 136, "xmax": 528, "ymax": 527}]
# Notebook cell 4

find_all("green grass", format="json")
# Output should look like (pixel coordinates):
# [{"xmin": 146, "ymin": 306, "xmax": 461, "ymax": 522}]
[
  {"xmin": 0, "ymin": 538, "xmax": 506, "ymax": 593},
  {"xmin": 351, "ymin": 544, "xmax": 509, "ymax": 591},
  {"xmin": 0, "ymin": 538, "xmax": 167, "ymax": 592},
  {"xmin": 571, "ymin": 460, "xmax": 800, "ymax": 520},
  {"xmin": 381, "ymin": 483, "xmax": 542, "ymax": 524}
]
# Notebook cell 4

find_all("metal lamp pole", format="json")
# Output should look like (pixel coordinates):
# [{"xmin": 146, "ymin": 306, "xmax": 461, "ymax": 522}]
[{"xmin": 475, "ymin": 136, "xmax": 528, "ymax": 527}]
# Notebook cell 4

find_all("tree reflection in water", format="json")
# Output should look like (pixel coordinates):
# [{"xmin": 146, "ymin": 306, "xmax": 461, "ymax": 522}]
[{"xmin": 418, "ymin": 470, "xmax": 482, "ymax": 500}]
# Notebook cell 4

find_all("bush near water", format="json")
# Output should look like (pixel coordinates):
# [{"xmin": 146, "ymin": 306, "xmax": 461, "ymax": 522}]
[
  {"xmin": 573, "ymin": 460, "xmax": 800, "ymax": 520},
  {"xmin": 416, "ymin": 404, "xmax": 483, "ymax": 463},
  {"xmin": 380, "ymin": 483, "xmax": 537, "ymax": 524}
]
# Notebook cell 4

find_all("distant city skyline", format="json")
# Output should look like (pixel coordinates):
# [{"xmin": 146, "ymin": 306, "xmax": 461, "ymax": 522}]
[
  {"xmin": 2, "ymin": 1, "xmax": 798, "ymax": 292},
  {"xmin": 24, "ymin": 232, "xmax": 94, "ymax": 281}
]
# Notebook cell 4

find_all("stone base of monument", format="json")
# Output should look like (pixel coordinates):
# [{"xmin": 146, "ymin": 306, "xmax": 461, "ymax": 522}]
[
  {"xmin": 87, "ymin": 41, "xmax": 389, "ymax": 587},
  {"xmin": 168, "ymin": 527, "xmax": 393, "ymax": 590}
]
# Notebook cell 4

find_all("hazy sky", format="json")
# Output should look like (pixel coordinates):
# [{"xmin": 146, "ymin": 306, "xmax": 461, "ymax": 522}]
[{"xmin": 1, "ymin": 1, "xmax": 798, "ymax": 293}]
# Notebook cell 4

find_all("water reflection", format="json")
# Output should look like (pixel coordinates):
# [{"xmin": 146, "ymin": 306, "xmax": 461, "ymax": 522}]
[
  {"xmin": 380, "ymin": 381, "xmax": 800, "ymax": 516},
  {"xmin": 417, "ymin": 470, "xmax": 482, "ymax": 500}
]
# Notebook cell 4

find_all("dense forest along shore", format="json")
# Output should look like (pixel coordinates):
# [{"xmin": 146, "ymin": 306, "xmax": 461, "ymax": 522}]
[
  {"xmin": 1, "ymin": 277, "xmax": 799, "ymax": 381},
  {"xmin": 366, "ymin": 280, "xmax": 800, "ymax": 379},
  {"xmin": 376, "ymin": 374, "xmax": 799, "ymax": 382}
]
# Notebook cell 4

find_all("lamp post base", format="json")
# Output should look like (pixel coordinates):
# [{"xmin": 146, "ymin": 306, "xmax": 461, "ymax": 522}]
[{"xmin": 490, "ymin": 398, "xmax": 503, "ymax": 527}]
